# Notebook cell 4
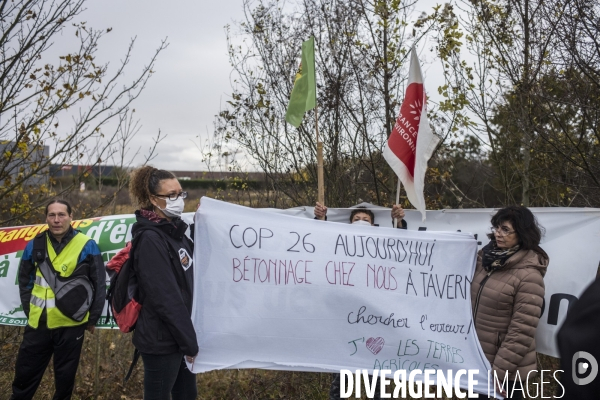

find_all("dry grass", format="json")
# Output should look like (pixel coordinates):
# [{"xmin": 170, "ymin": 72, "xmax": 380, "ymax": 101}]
[
  {"xmin": 0, "ymin": 327, "xmax": 334, "ymax": 400},
  {"xmin": 0, "ymin": 326, "xmax": 564, "ymax": 400}
]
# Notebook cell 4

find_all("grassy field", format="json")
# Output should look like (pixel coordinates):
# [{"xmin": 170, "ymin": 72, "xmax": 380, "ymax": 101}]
[{"xmin": 0, "ymin": 326, "xmax": 334, "ymax": 400}]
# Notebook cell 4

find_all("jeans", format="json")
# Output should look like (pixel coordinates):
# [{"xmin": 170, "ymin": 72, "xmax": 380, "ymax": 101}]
[{"xmin": 140, "ymin": 352, "xmax": 197, "ymax": 400}]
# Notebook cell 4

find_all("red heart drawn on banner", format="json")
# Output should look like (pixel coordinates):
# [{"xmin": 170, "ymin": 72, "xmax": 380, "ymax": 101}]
[{"xmin": 366, "ymin": 337, "xmax": 385, "ymax": 355}]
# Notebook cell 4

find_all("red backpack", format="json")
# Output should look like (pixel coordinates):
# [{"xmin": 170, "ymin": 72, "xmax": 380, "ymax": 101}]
[{"xmin": 105, "ymin": 240, "xmax": 140, "ymax": 333}]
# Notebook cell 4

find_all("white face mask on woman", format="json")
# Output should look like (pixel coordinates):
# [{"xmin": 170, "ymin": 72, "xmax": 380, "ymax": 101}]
[
  {"xmin": 157, "ymin": 197, "xmax": 185, "ymax": 218},
  {"xmin": 352, "ymin": 220, "xmax": 371, "ymax": 226}
]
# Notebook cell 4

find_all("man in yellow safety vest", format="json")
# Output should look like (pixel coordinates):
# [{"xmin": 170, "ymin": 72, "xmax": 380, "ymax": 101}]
[{"xmin": 11, "ymin": 199, "xmax": 106, "ymax": 400}]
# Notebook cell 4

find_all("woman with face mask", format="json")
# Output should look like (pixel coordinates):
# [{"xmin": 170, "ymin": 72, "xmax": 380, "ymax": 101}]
[{"xmin": 128, "ymin": 166, "xmax": 198, "ymax": 400}]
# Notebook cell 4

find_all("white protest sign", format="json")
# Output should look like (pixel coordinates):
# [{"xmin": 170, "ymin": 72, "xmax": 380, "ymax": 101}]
[
  {"xmin": 271, "ymin": 204, "xmax": 600, "ymax": 358},
  {"xmin": 191, "ymin": 197, "xmax": 490, "ymax": 395}
]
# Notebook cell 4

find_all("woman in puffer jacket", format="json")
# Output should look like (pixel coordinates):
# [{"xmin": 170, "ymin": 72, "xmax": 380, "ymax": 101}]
[{"xmin": 470, "ymin": 206, "xmax": 548, "ymax": 399}]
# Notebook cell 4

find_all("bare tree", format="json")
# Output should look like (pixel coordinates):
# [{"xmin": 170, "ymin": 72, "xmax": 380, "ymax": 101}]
[
  {"xmin": 216, "ymin": 0, "xmax": 451, "ymax": 208},
  {"xmin": 531, "ymin": 0, "xmax": 600, "ymax": 205},
  {"xmin": 0, "ymin": 0, "xmax": 167, "ymax": 224},
  {"xmin": 428, "ymin": 0, "xmax": 600, "ymax": 206}
]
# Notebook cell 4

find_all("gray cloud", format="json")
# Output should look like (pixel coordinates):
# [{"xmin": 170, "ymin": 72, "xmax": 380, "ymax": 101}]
[
  {"xmin": 76, "ymin": 0, "xmax": 246, "ymax": 170},
  {"xmin": 74, "ymin": 0, "xmax": 445, "ymax": 171}
]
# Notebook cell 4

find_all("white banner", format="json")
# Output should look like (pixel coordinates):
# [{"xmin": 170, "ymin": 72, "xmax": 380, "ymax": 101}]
[
  {"xmin": 265, "ymin": 203, "xmax": 600, "ymax": 358},
  {"xmin": 0, "ymin": 201, "xmax": 597, "ymax": 360},
  {"xmin": 191, "ymin": 197, "xmax": 491, "ymax": 394}
]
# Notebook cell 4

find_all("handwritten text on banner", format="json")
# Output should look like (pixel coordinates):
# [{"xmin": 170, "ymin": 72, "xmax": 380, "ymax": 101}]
[{"xmin": 190, "ymin": 198, "xmax": 491, "ymax": 394}]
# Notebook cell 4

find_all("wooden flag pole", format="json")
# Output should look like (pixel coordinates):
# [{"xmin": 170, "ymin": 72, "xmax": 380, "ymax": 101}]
[
  {"xmin": 393, "ymin": 178, "xmax": 401, "ymax": 228},
  {"xmin": 315, "ymin": 106, "xmax": 325, "ymax": 208}
]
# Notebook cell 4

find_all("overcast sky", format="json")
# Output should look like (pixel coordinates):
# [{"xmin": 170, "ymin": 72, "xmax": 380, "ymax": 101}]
[
  {"xmin": 74, "ymin": 0, "xmax": 246, "ymax": 171},
  {"xmin": 78, "ymin": 0, "xmax": 443, "ymax": 171}
]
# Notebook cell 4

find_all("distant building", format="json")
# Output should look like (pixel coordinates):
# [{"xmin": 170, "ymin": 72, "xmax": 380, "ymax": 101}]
[
  {"xmin": 171, "ymin": 170, "xmax": 267, "ymax": 181},
  {"xmin": 48, "ymin": 165, "xmax": 269, "ymax": 183}
]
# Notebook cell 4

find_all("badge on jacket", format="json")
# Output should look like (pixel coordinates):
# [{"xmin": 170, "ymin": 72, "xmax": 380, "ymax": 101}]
[{"xmin": 178, "ymin": 248, "xmax": 193, "ymax": 270}]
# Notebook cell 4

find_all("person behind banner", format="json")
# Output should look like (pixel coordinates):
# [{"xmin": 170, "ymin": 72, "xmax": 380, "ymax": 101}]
[
  {"xmin": 314, "ymin": 203, "xmax": 406, "ymax": 400},
  {"xmin": 314, "ymin": 203, "xmax": 407, "ymax": 229},
  {"xmin": 128, "ymin": 166, "xmax": 198, "ymax": 400},
  {"xmin": 11, "ymin": 199, "xmax": 106, "ymax": 400},
  {"xmin": 470, "ymin": 206, "xmax": 548, "ymax": 399}
]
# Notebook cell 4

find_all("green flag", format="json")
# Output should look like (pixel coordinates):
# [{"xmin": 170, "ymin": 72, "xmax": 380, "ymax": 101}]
[{"xmin": 285, "ymin": 37, "xmax": 316, "ymax": 128}]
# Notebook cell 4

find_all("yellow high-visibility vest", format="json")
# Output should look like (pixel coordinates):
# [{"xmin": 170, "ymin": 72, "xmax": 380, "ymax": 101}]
[{"xmin": 28, "ymin": 232, "xmax": 92, "ymax": 329}]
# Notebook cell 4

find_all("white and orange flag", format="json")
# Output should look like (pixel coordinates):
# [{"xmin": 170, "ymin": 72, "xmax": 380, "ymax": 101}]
[{"xmin": 383, "ymin": 47, "xmax": 440, "ymax": 221}]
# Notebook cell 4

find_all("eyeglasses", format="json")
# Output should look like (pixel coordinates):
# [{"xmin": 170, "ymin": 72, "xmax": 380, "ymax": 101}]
[
  {"xmin": 153, "ymin": 191, "xmax": 188, "ymax": 201},
  {"xmin": 491, "ymin": 227, "xmax": 515, "ymax": 236}
]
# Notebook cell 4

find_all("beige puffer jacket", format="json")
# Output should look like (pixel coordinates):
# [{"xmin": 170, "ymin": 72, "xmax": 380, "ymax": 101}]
[{"xmin": 470, "ymin": 247, "xmax": 548, "ymax": 381}]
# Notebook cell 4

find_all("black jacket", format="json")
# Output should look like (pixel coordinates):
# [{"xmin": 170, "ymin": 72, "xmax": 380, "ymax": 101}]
[
  {"xmin": 557, "ymin": 276, "xmax": 600, "ymax": 400},
  {"xmin": 131, "ymin": 211, "xmax": 198, "ymax": 356},
  {"xmin": 18, "ymin": 227, "xmax": 106, "ymax": 326}
]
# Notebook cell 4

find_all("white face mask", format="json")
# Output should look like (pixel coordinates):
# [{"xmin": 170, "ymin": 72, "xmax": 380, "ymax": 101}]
[
  {"xmin": 352, "ymin": 220, "xmax": 372, "ymax": 226},
  {"xmin": 157, "ymin": 197, "xmax": 185, "ymax": 218}
]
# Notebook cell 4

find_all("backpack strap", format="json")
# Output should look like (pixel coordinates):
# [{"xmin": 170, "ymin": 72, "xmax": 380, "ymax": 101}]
[
  {"xmin": 123, "ymin": 348, "xmax": 140, "ymax": 384},
  {"xmin": 32, "ymin": 232, "xmax": 58, "ymax": 289},
  {"xmin": 32, "ymin": 232, "xmax": 47, "ymax": 264}
]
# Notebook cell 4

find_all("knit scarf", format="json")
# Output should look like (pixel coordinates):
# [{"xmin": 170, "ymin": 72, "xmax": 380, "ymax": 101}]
[
  {"xmin": 481, "ymin": 240, "xmax": 520, "ymax": 272},
  {"xmin": 140, "ymin": 209, "xmax": 164, "ymax": 223}
]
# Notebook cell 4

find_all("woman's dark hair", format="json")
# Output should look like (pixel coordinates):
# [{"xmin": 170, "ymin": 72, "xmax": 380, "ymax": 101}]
[
  {"xmin": 45, "ymin": 199, "xmax": 72, "ymax": 216},
  {"xmin": 489, "ymin": 205, "xmax": 546, "ymax": 254},
  {"xmin": 349, "ymin": 206, "xmax": 375, "ymax": 224},
  {"xmin": 129, "ymin": 166, "xmax": 177, "ymax": 210}
]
